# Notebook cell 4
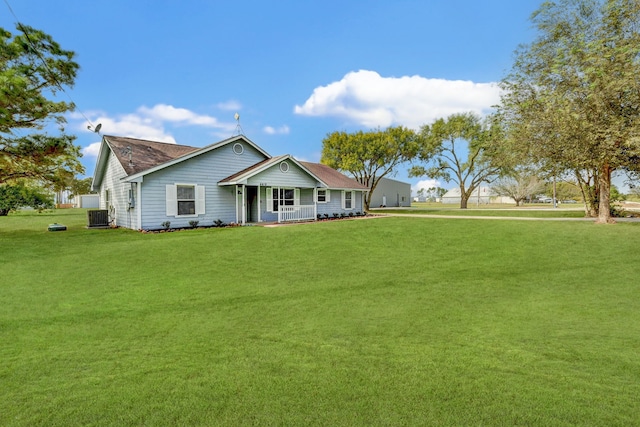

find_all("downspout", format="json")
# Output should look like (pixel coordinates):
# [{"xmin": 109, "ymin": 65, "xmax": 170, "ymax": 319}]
[{"xmin": 136, "ymin": 181, "xmax": 142, "ymax": 230}]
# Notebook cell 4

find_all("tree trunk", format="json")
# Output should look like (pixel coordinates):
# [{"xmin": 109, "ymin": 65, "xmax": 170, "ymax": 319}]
[
  {"xmin": 363, "ymin": 178, "xmax": 377, "ymax": 212},
  {"xmin": 460, "ymin": 190, "xmax": 469, "ymax": 209},
  {"xmin": 575, "ymin": 172, "xmax": 598, "ymax": 217},
  {"xmin": 596, "ymin": 163, "xmax": 614, "ymax": 224},
  {"xmin": 0, "ymin": 209, "xmax": 9, "ymax": 216}
]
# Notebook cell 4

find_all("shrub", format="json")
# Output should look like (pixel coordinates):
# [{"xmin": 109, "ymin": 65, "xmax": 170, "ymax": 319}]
[
  {"xmin": 161, "ymin": 221, "xmax": 171, "ymax": 230},
  {"xmin": 188, "ymin": 220, "xmax": 199, "ymax": 228},
  {"xmin": 213, "ymin": 219, "xmax": 226, "ymax": 227}
]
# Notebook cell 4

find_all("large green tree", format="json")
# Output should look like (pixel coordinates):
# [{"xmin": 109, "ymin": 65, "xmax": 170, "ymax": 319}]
[
  {"xmin": 0, "ymin": 181, "xmax": 53, "ymax": 216},
  {"xmin": 0, "ymin": 24, "xmax": 83, "ymax": 187},
  {"xmin": 492, "ymin": 167, "xmax": 545, "ymax": 207},
  {"xmin": 321, "ymin": 126, "xmax": 420, "ymax": 210},
  {"xmin": 498, "ymin": 0, "xmax": 640, "ymax": 223},
  {"xmin": 409, "ymin": 112, "xmax": 504, "ymax": 209}
]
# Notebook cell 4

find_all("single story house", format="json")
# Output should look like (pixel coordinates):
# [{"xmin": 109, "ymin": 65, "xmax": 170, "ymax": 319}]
[
  {"xmin": 369, "ymin": 177, "xmax": 412, "ymax": 208},
  {"xmin": 91, "ymin": 135, "xmax": 369, "ymax": 230}
]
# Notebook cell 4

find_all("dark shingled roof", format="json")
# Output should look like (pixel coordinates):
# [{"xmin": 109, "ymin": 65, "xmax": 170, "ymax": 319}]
[
  {"xmin": 101, "ymin": 135, "xmax": 368, "ymax": 191},
  {"xmin": 299, "ymin": 161, "xmax": 369, "ymax": 190},
  {"xmin": 104, "ymin": 135, "xmax": 199, "ymax": 176}
]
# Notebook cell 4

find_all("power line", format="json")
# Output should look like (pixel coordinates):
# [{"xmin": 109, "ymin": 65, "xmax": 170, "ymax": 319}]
[{"xmin": 2, "ymin": 0, "xmax": 99, "ymax": 132}]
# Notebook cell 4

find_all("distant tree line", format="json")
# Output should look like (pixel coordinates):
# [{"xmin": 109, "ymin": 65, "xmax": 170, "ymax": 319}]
[
  {"xmin": 4, "ymin": 0, "xmax": 640, "ymax": 223},
  {"xmin": 321, "ymin": 0, "xmax": 640, "ymax": 223}
]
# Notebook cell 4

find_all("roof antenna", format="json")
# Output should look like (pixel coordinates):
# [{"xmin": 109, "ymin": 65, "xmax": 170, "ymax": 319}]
[
  {"xmin": 232, "ymin": 113, "xmax": 244, "ymax": 136},
  {"xmin": 120, "ymin": 146, "xmax": 134, "ymax": 167}
]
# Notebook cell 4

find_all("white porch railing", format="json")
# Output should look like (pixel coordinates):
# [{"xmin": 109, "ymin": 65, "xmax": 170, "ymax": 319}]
[{"xmin": 278, "ymin": 205, "xmax": 316, "ymax": 223}]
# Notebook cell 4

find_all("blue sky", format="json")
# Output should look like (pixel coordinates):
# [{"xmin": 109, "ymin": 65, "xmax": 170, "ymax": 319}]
[{"xmin": 2, "ymin": 0, "xmax": 543, "ymax": 194}]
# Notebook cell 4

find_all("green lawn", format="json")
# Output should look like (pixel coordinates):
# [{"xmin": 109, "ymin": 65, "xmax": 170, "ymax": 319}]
[
  {"xmin": 375, "ymin": 202, "xmax": 587, "ymax": 218},
  {"xmin": 1, "ymin": 209, "xmax": 639, "ymax": 426}
]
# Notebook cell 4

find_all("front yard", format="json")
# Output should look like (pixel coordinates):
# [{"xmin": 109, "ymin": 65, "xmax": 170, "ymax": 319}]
[{"xmin": 1, "ymin": 209, "xmax": 639, "ymax": 425}]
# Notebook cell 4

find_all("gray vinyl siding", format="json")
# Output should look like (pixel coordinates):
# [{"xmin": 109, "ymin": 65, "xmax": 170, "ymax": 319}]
[
  {"xmin": 259, "ymin": 187, "xmax": 277, "ymax": 222},
  {"xmin": 99, "ymin": 151, "xmax": 139, "ymax": 229},
  {"xmin": 316, "ymin": 190, "xmax": 364, "ymax": 216},
  {"xmin": 299, "ymin": 188, "xmax": 314, "ymax": 205},
  {"xmin": 247, "ymin": 161, "xmax": 318, "ymax": 188},
  {"xmin": 139, "ymin": 142, "xmax": 266, "ymax": 230}
]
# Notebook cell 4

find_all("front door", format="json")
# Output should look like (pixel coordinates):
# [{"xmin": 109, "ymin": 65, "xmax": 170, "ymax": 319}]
[{"xmin": 246, "ymin": 187, "xmax": 257, "ymax": 222}]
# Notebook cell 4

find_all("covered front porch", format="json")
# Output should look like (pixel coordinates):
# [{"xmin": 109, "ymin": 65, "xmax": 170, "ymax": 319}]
[
  {"xmin": 232, "ymin": 184, "xmax": 319, "ymax": 224},
  {"xmin": 218, "ymin": 154, "xmax": 365, "ymax": 225}
]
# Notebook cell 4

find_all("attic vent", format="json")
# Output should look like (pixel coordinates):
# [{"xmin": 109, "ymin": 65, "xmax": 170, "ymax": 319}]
[
  {"xmin": 233, "ymin": 143, "xmax": 244, "ymax": 155},
  {"xmin": 279, "ymin": 161, "xmax": 290, "ymax": 173}
]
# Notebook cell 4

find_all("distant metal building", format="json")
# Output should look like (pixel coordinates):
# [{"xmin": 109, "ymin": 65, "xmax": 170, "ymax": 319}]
[
  {"xmin": 440, "ymin": 186, "xmax": 515, "ymax": 205},
  {"xmin": 77, "ymin": 194, "xmax": 100, "ymax": 208},
  {"xmin": 370, "ymin": 177, "xmax": 412, "ymax": 207}
]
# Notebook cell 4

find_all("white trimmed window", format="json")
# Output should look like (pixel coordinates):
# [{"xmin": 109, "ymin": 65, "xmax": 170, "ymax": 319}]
[
  {"xmin": 166, "ymin": 184, "xmax": 205, "ymax": 217},
  {"xmin": 266, "ymin": 187, "xmax": 300, "ymax": 212},
  {"xmin": 342, "ymin": 190, "xmax": 355, "ymax": 210},
  {"xmin": 316, "ymin": 189, "xmax": 330, "ymax": 203}
]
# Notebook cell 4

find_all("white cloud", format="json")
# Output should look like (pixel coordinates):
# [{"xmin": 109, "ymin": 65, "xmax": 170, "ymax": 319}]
[
  {"xmin": 294, "ymin": 70, "xmax": 501, "ymax": 129},
  {"xmin": 82, "ymin": 141, "xmax": 102, "ymax": 157},
  {"xmin": 76, "ymin": 104, "xmax": 238, "ymax": 157},
  {"xmin": 137, "ymin": 104, "xmax": 225, "ymax": 127},
  {"xmin": 412, "ymin": 179, "xmax": 442, "ymax": 196},
  {"xmin": 216, "ymin": 100, "xmax": 242, "ymax": 111},
  {"xmin": 263, "ymin": 125, "xmax": 290, "ymax": 135},
  {"xmin": 101, "ymin": 114, "xmax": 177, "ymax": 143}
]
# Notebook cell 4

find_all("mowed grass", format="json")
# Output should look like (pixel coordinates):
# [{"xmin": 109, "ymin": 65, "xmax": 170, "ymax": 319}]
[
  {"xmin": 1, "ymin": 210, "xmax": 639, "ymax": 426},
  {"xmin": 375, "ymin": 202, "xmax": 587, "ymax": 218}
]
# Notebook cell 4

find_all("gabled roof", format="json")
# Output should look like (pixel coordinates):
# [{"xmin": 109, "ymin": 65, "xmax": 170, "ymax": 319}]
[
  {"xmin": 91, "ymin": 133, "xmax": 368, "ymax": 192},
  {"xmin": 218, "ymin": 155, "xmax": 289, "ymax": 185},
  {"xmin": 218, "ymin": 155, "xmax": 369, "ymax": 191},
  {"xmin": 299, "ymin": 161, "xmax": 369, "ymax": 190},
  {"xmin": 92, "ymin": 134, "xmax": 270, "ymax": 189}
]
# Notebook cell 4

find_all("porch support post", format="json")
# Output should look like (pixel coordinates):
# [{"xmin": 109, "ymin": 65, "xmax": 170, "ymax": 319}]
[
  {"xmin": 257, "ymin": 184, "xmax": 261, "ymax": 223},
  {"xmin": 241, "ymin": 184, "xmax": 246, "ymax": 224},
  {"xmin": 235, "ymin": 185, "xmax": 239, "ymax": 224},
  {"xmin": 314, "ymin": 188, "xmax": 317, "ymax": 220},
  {"xmin": 277, "ymin": 186, "xmax": 282, "ymax": 223}
]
